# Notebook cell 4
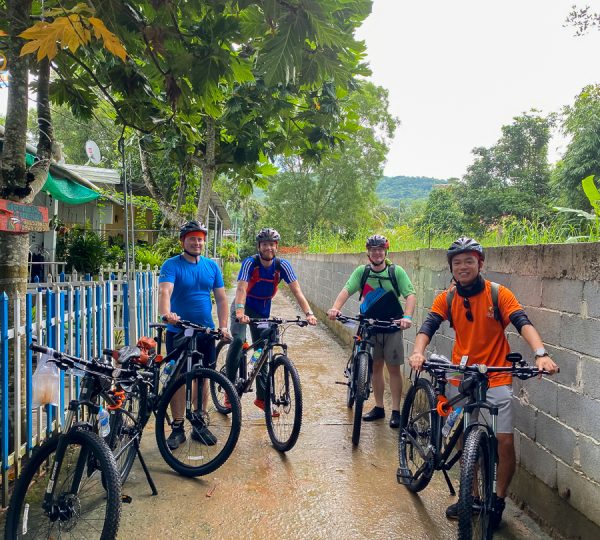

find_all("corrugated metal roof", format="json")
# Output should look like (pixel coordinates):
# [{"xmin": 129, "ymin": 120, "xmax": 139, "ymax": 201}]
[{"xmin": 63, "ymin": 164, "xmax": 120, "ymax": 185}]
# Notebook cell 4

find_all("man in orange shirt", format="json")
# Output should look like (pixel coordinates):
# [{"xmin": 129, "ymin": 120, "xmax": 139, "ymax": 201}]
[{"xmin": 409, "ymin": 236, "xmax": 558, "ymax": 528}]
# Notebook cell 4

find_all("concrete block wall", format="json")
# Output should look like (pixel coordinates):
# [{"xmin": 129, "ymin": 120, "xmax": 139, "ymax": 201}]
[{"xmin": 289, "ymin": 242, "xmax": 600, "ymax": 536}]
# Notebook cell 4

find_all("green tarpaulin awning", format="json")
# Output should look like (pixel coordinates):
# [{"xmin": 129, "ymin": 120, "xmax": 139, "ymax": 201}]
[{"xmin": 25, "ymin": 154, "xmax": 100, "ymax": 205}]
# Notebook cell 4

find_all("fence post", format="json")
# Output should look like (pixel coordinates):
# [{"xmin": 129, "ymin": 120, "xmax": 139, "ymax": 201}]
[
  {"xmin": 25, "ymin": 294, "xmax": 33, "ymax": 455},
  {"xmin": 13, "ymin": 296, "xmax": 22, "ymax": 478},
  {"xmin": 123, "ymin": 282, "xmax": 130, "ymax": 346},
  {"xmin": 1, "ymin": 292, "xmax": 9, "ymax": 507},
  {"xmin": 74, "ymin": 288, "xmax": 81, "ymax": 399},
  {"xmin": 45, "ymin": 289, "xmax": 54, "ymax": 435},
  {"xmin": 95, "ymin": 284, "xmax": 102, "ymax": 357}
]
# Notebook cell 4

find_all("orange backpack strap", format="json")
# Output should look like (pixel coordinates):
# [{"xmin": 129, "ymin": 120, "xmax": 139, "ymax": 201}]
[{"xmin": 246, "ymin": 255, "xmax": 282, "ymax": 300}]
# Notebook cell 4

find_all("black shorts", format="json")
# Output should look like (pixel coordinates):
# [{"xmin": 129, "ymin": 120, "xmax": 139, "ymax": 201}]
[{"xmin": 165, "ymin": 331, "xmax": 216, "ymax": 370}]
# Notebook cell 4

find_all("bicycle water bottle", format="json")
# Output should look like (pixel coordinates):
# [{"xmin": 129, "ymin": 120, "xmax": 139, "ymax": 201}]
[
  {"xmin": 160, "ymin": 359, "xmax": 176, "ymax": 385},
  {"xmin": 441, "ymin": 406, "xmax": 462, "ymax": 438},
  {"xmin": 98, "ymin": 406, "xmax": 111, "ymax": 437},
  {"xmin": 250, "ymin": 348, "xmax": 262, "ymax": 366}
]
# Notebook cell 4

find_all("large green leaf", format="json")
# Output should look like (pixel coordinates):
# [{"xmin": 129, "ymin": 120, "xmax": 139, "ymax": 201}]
[{"xmin": 582, "ymin": 174, "xmax": 600, "ymax": 211}]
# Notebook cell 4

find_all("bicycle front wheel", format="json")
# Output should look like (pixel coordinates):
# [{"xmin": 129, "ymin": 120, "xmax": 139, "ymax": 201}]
[
  {"xmin": 155, "ymin": 367, "xmax": 242, "ymax": 476},
  {"xmin": 265, "ymin": 355, "xmax": 303, "ymax": 452},
  {"xmin": 210, "ymin": 341, "xmax": 234, "ymax": 414},
  {"xmin": 458, "ymin": 428, "xmax": 493, "ymax": 540},
  {"xmin": 352, "ymin": 352, "xmax": 369, "ymax": 446},
  {"xmin": 5, "ymin": 428, "xmax": 121, "ymax": 540},
  {"xmin": 397, "ymin": 377, "xmax": 438, "ymax": 492}
]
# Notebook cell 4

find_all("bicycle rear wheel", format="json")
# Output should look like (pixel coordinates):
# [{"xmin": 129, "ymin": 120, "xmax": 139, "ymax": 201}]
[
  {"xmin": 265, "ymin": 355, "xmax": 303, "ymax": 452},
  {"xmin": 458, "ymin": 428, "xmax": 493, "ymax": 540},
  {"xmin": 155, "ymin": 367, "xmax": 242, "ymax": 476},
  {"xmin": 352, "ymin": 352, "xmax": 369, "ymax": 446},
  {"xmin": 397, "ymin": 377, "xmax": 438, "ymax": 492},
  {"xmin": 210, "ymin": 341, "xmax": 233, "ymax": 414},
  {"xmin": 5, "ymin": 428, "xmax": 121, "ymax": 540},
  {"xmin": 108, "ymin": 384, "xmax": 146, "ymax": 483}
]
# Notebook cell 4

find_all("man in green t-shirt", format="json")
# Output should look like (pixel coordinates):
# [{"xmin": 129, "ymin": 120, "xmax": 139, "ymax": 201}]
[{"xmin": 327, "ymin": 235, "xmax": 416, "ymax": 428}]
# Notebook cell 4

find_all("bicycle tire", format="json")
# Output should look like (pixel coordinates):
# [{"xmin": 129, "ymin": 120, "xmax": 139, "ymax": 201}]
[
  {"xmin": 5, "ymin": 428, "xmax": 121, "ymax": 540},
  {"xmin": 108, "ymin": 384, "xmax": 146, "ymax": 483},
  {"xmin": 345, "ymin": 352, "xmax": 355, "ymax": 408},
  {"xmin": 352, "ymin": 352, "xmax": 369, "ymax": 446},
  {"xmin": 397, "ymin": 377, "xmax": 438, "ymax": 492},
  {"xmin": 210, "ymin": 341, "xmax": 233, "ymax": 414},
  {"xmin": 265, "ymin": 355, "xmax": 303, "ymax": 452},
  {"xmin": 458, "ymin": 428, "xmax": 493, "ymax": 540},
  {"xmin": 155, "ymin": 367, "xmax": 241, "ymax": 476}
]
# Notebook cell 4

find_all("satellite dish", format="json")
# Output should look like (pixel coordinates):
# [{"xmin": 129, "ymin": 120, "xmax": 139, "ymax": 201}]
[{"xmin": 85, "ymin": 140, "xmax": 102, "ymax": 164}]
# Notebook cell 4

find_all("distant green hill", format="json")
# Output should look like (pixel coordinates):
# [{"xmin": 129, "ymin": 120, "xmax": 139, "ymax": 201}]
[{"xmin": 376, "ymin": 175, "xmax": 448, "ymax": 205}]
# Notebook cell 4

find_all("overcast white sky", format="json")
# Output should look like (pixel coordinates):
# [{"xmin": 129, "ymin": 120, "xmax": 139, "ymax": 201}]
[{"xmin": 356, "ymin": 0, "xmax": 600, "ymax": 179}]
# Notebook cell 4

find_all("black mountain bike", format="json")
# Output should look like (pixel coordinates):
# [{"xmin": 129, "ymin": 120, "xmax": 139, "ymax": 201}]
[
  {"xmin": 398, "ymin": 353, "xmax": 550, "ymax": 539},
  {"xmin": 105, "ymin": 319, "xmax": 242, "ymax": 478},
  {"xmin": 335, "ymin": 314, "xmax": 399, "ymax": 446},
  {"xmin": 210, "ymin": 317, "xmax": 307, "ymax": 452},
  {"xmin": 5, "ymin": 341, "xmax": 127, "ymax": 540}
]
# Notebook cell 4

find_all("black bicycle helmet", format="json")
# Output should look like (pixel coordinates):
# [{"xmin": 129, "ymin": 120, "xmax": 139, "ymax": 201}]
[
  {"xmin": 447, "ymin": 236, "xmax": 484, "ymax": 265},
  {"xmin": 179, "ymin": 220, "xmax": 208, "ymax": 239},
  {"xmin": 366, "ymin": 234, "xmax": 389, "ymax": 250},
  {"xmin": 256, "ymin": 228, "xmax": 281, "ymax": 244}
]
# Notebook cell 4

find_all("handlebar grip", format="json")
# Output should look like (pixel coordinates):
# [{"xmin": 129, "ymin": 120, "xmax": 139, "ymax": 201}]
[{"xmin": 30, "ymin": 343, "xmax": 50, "ymax": 354}]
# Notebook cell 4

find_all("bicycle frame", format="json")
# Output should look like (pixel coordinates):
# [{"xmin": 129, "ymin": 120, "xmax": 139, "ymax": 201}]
[{"xmin": 234, "ymin": 321, "xmax": 288, "ymax": 396}]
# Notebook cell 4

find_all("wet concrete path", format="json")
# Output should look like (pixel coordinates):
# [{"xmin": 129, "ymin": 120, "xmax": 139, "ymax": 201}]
[{"xmin": 118, "ymin": 292, "xmax": 551, "ymax": 539}]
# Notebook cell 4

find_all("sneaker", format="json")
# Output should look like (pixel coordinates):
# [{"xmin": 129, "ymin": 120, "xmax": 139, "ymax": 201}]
[
  {"xmin": 389, "ymin": 410, "xmax": 401, "ymax": 428},
  {"xmin": 167, "ymin": 424, "xmax": 186, "ymax": 450},
  {"xmin": 445, "ymin": 497, "xmax": 482, "ymax": 520},
  {"xmin": 254, "ymin": 399, "xmax": 280, "ymax": 418},
  {"xmin": 362, "ymin": 406, "xmax": 385, "ymax": 421},
  {"xmin": 191, "ymin": 424, "xmax": 217, "ymax": 446},
  {"xmin": 490, "ymin": 496, "xmax": 506, "ymax": 529}
]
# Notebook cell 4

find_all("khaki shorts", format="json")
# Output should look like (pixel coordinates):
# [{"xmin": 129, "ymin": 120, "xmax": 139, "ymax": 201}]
[
  {"xmin": 446, "ymin": 384, "xmax": 514, "ymax": 434},
  {"xmin": 370, "ymin": 331, "xmax": 404, "ymax": 365}
]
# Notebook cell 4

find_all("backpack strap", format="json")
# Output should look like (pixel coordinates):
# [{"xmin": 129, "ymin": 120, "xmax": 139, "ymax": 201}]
[
  {"xmin": 246, "ymin": 255, "xmax": 282, "ymax": 300},
  {"xmin": 387, "ymin": 264, "xmax": 401, "ymax": 297},
  {"xmin": 446, "ymin": 285, "xmax": 456, "ymax": 328},
  {"xmin": 358, "ymin": 264, "xmax": 372, "ymax": 301},
  {"xmin": 446, "ymin": 281, "xmax": 501, "ymax": 328}
]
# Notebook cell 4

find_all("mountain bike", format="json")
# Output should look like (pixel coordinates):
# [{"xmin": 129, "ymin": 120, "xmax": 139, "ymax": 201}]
[
  {"xmin": 335, "ymin": 314, "xmax": 399, "ymax": 446},
  {"xmin": 210, "ymin": 317, "xmax": 307, "ymax": 452},
  {"xmin": 5, "ymin": 341, "xmax": 129, "ymax": 540},
  {"xmin": 398, "ymin": 353, "xmax": 551, "ymax": 539},
  {"xmin": 104, "ymin": 319, "xmax": 242, "ymax": 478}
]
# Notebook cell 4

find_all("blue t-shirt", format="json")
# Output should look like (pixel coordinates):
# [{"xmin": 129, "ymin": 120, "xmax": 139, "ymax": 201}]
[
  {"xmin": 159, "ymin": 255, "xmax": 224, "ymax": 332},
  {"xmin": 238, "ymin": 256, "xmax": 297, "ymax": 317}
]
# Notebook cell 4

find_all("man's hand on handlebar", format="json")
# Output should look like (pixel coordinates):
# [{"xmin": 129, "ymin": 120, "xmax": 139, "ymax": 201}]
[
  {"xmin": 161, "ymin": 312, "xmax": 180, "ymax": 325},
  {"xmin": 535, "ymin": 355, "xmax": 559, "ymax": 376},
  {"xmin": 219, "ymin": 327, "xmax": 232, "ymax": 342},
  {"xmin": 394, "ymin": 316, "xmax": 412, "ymax": 330},
  {"xmin": 409, "ymin": 351, "xmax": 426, "ymax": 372},
  {"xmin": 327, "ymin": 307, "xmax": 341, "ymax": 320},
  {"xmin": 236, "ymin": 313, "xmax": 250, "ymax": 324},
  {"xmin": 306, "ymin": 314, "xmax": 318, "ymax": 326}
]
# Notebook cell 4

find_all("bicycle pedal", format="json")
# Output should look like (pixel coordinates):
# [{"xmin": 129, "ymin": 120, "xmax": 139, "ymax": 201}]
[
  {"xmin": 122, "ymin": 495, "xmax": 133, "ymax": 504},
  {"xmin": 396, "ymin": 467, "xmax": 411, "ymax": 485}
]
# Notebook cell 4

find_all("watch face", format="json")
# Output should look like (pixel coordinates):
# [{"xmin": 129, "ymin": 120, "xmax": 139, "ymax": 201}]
[{"xmin": 535, "ymin": 348, "xmax": 547, "ymax": 357}]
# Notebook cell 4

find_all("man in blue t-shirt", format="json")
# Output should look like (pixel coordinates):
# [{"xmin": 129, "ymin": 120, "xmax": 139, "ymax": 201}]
[
  {"xmin": 225, "ymin": 228, "xmax": 317, "ymax": 411},
  {"xmin": 158, "ymin": 220, "xmax": 232, "ymax": 449}
]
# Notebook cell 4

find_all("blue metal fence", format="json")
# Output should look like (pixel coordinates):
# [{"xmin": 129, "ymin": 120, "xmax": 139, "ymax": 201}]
[{"xmin": 0, "ymin": 266, "xmax": 158, "ymax": 506}]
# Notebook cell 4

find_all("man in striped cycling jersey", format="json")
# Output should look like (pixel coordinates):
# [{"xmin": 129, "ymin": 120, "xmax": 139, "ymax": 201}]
[{"xmin": 225, "ymin": 228, "xmax": 317, "ymax": 411}]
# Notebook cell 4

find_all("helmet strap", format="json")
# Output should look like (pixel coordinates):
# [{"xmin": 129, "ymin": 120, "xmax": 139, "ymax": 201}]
[{"xmin": 182, "ymin": 248, "xmax": 200, "ymax": 262}]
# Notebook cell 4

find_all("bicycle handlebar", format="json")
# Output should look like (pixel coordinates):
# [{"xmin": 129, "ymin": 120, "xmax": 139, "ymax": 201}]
[
  {"xmin": 422, "ymin": 354, "xmax": 550, "ymax": 380},
  {"xmin": 335, "ymin": 314, "xmax": 400, "ymax": 331},
  {"xmin": 162, "ymin": 317, "xmax": 223, "ymax": 338},
  {"xmin": 30, "ymin": 342, "xmax": 139, "ymax": 382},
  {"xmin": 245, "ymin": 316, "xmax": 309, "ymax": 327}
]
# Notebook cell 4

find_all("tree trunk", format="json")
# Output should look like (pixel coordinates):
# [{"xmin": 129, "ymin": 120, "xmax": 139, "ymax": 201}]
[
  {"xmin": 138, "ymin": 138, "xmax": 182, "ymax": 226},
  {"xmin": 196, "ymin": 117, "xmax": 216, "ymax": 223}
]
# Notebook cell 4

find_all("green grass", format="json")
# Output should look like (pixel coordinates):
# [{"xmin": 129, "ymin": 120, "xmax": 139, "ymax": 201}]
[{"xmin": 305, "ymin": 216, "xmax": 597, "ymax": 254}]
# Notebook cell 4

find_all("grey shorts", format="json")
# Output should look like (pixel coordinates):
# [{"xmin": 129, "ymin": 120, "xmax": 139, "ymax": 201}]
[
  {"xmin": 445, "ymin": 383, "xmax": 514, "ymax": 434},
  {"xmin": 370, "ymin": 331, "xmax": 404, "ymax": 366}
]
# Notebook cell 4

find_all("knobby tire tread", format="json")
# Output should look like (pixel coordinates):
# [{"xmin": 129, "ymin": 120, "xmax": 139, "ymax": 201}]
[{"xmin": 352, "ymin": 352, "xmax": 369, "ymax": 446}]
